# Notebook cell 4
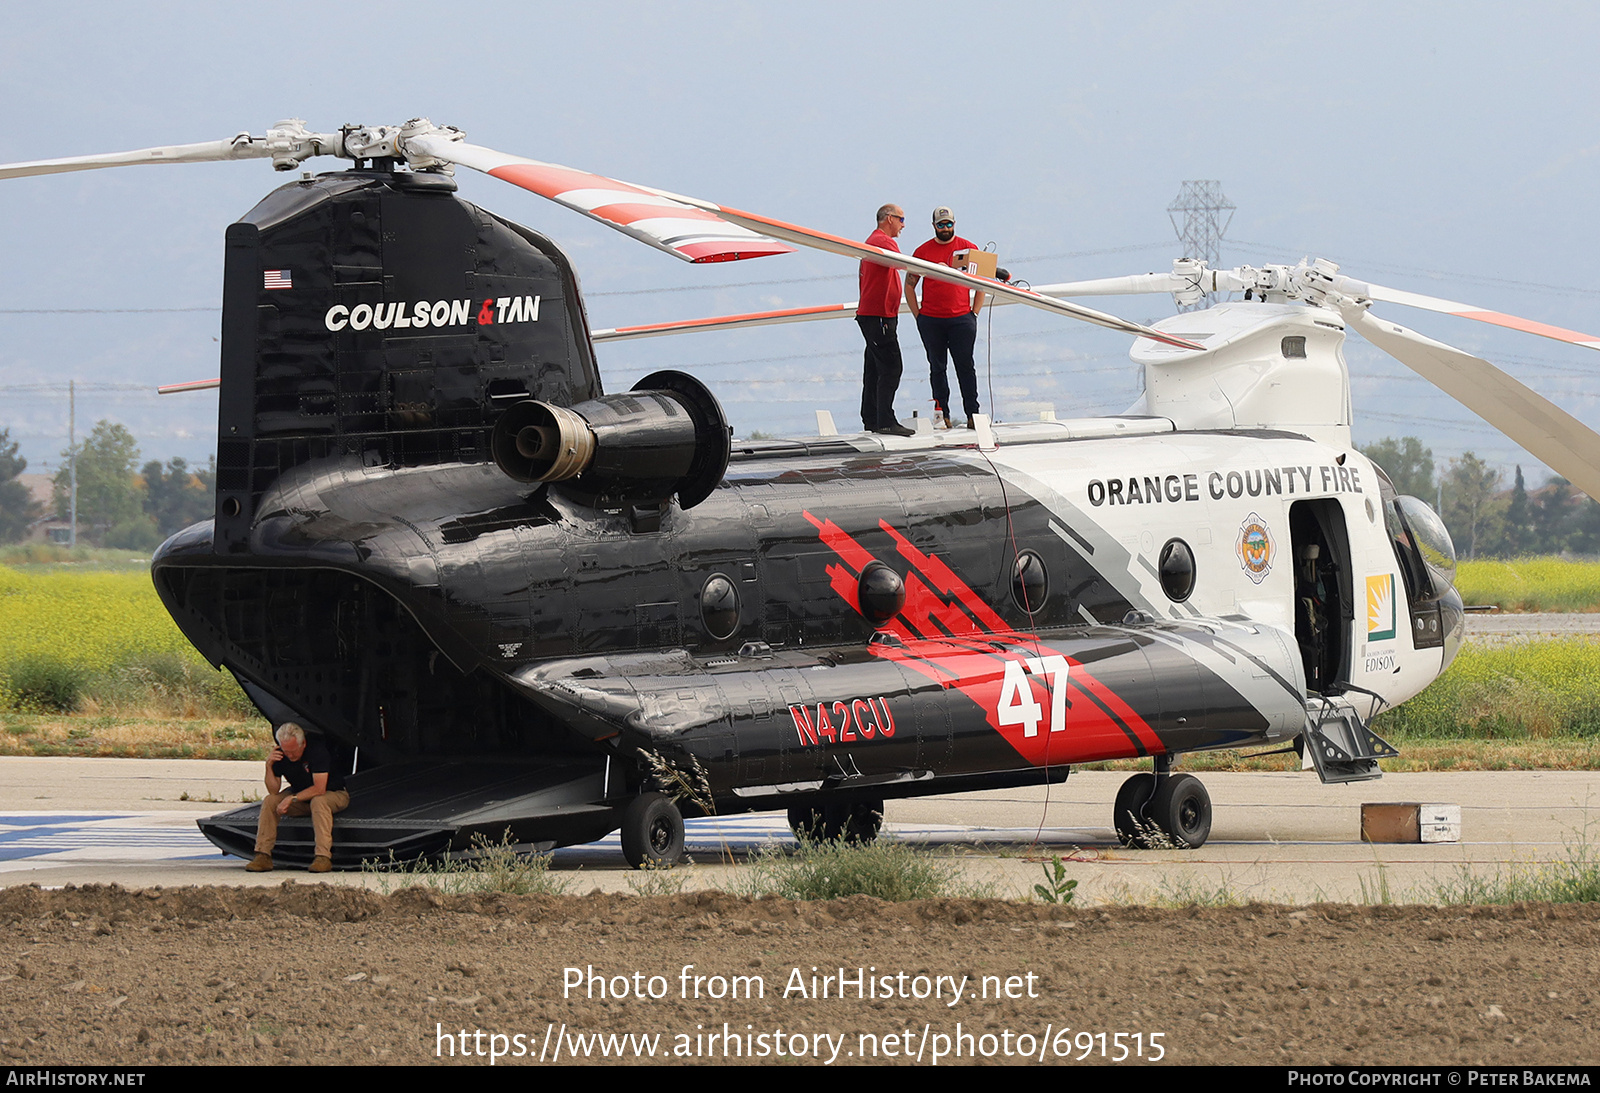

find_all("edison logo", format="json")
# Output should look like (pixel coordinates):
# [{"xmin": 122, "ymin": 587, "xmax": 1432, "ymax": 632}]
[{"xmin": 1367, "ymin": 574, "xmax": 1397, "ymax": 641}]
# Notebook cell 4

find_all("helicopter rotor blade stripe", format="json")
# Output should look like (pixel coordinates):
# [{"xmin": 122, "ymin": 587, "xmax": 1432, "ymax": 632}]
[
  {"xmin": 702, "ymin": 204, "xmax": 1203, "ymax": 350},
  {"xmin": 1351, "ymin": 281, "xmax": 1600, "ymax": 351},
  {"xmin": 404, "ymin": 135, "xmax": 793, "ymax": 264},
  {"xmin": 1346, "ymin": 307, "xmax": 1600, "ymax": 501}
]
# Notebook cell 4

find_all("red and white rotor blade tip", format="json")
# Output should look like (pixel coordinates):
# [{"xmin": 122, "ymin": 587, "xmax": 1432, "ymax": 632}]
[
  {"xmin": 1345, "ymin": 308, "xmax": 1600, "ymax": 501},
  {"xmin": 1346, "ymin": 279, "xmax": 1600, "ymax": 353},
  {"xmin": 704, "ymin": 205, "xmax": 1201, "ymax": 349},
  {"xmin": 407, "ymin": 135, "xmax": 793, "ymax": 265},
  {"xmin": 0, "ymin": 138, "xmax": 271, "ymax": 181}
]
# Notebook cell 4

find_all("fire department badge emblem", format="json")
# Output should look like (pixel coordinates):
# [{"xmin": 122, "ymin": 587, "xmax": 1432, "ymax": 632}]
[{"xmin": 1236, "ymin": 513, "xmax": 1274, "ymax": 584}]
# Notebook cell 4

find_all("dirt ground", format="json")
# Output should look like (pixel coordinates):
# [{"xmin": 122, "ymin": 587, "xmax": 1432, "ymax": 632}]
[{"xmin": 0, "ymin": 885, "xmax": 1595, "ymax": 1067}]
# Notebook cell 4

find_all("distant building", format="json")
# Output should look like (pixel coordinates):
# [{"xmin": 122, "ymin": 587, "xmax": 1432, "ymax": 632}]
[{"xmin": 16, "ymin": 473, "xmax": 76, "ymax": 544}]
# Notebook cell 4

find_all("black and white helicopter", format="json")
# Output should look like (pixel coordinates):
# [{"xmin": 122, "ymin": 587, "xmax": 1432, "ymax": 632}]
[{"xmin": 5, "ymin": 119, "xmax": 1597, "ymax": 867}]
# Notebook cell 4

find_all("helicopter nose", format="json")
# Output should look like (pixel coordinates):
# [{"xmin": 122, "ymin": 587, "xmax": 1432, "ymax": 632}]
[{"xmin": 1438, "ymin": 583, "xmax": 1465, "ymax": 672}]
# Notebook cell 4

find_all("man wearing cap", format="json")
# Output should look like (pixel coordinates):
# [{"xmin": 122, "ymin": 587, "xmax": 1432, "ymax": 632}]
[
  {"xmin": 856, "ymin": 203, "xmax": 914, "ymax": 436},
  {"xmin": 905, "ymin": 207, "xmax": 985, "ymax": 429}
]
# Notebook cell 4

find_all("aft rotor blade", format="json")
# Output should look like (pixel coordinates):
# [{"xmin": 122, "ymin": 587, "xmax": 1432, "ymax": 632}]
[
  {"xmin": 406, "ymin": 135, "xmax": 793, "ymax": 264},
  {"xmin": 691, "ymin": 205, "xmax": 1202, "ymax": 349},
  {"xmin": 157, "ymin": 378, "xmax": 221, "ymax": 394},
  {"xmin": 593, "ymin": 303, "xmax": 859, "ymax": 342},
  {"xmin": 1345, "ymin": 307, "xmax": 1600, "ymax": 501},
  {"xmin": 1340, "ymin": 278, "xmax": 1600, "ymax": 352},
  {"xmin": 0, "ymin": 137, "xmax": 273, "ymax": 180},
  {"xmin": 591, "ymin": 275, "xmax": 1199, "ymax": 344}
]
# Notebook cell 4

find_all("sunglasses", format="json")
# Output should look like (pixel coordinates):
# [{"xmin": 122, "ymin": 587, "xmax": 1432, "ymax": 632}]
[{"xmin": 935, "ymin": 221, "xmax": 955, "ymax": 228}]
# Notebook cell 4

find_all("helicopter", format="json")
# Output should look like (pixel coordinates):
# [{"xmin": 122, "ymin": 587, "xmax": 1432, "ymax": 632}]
[{"xmin": 4, "ymin": 118, "xmax": 1598, "ymax": 868}]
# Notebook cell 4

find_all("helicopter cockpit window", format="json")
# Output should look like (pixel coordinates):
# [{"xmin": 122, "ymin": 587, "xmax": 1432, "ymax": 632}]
[
  {"xmin": 1281, "ymin": 336, "xmax": 1307, "ymax": 359},
  {"xmin": 1011, "ymin": 551, "xmax": 1048, "ymax": 614},
  {"xmin": 700, "ymin": 574, "xmax": 740, "ymax": 640},
  {"xmin": 1158, "ymin": 538, "xmax": 1196, "ymax": 602},
  {"xmin": 1394, "ymin": 495, "xmax": 1456, "ymax": 593}
]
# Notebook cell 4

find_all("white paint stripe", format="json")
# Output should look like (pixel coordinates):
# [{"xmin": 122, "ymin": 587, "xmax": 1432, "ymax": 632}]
[{"xmin": 555, "ymin": 188, "xmax": 687, "ymax": 211}]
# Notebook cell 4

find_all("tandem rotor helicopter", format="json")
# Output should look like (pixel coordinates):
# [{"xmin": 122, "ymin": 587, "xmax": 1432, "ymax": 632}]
[{"xmin": 5, "ymin": 118, "xmax": 1599, "ymax": 868}]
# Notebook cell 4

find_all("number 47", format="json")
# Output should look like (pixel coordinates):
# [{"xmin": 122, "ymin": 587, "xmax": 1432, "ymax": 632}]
[{"xmin": 997, "ymin": 655, "xmax": 1070, "ymax": 738}]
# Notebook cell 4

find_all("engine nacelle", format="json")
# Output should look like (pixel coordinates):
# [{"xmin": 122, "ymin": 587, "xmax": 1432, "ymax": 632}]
[{"xmin": 491, "ymin": 370, "xmax": 731, "ymax": 509}]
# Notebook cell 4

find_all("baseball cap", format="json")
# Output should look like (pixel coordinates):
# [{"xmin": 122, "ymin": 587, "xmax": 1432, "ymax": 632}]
[{"xmin": 931, "ymin": 206, "xmax": 955, "ymax": 224}]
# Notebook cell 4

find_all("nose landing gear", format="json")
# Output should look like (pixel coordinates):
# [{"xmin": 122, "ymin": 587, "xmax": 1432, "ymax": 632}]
[{"xmin": 1113, "ymin": 756, "xmax": 1212, "ymax": 848}]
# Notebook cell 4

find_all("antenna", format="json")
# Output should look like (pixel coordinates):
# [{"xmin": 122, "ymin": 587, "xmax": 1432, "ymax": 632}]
[{"xmin": 1167, "ymin": 181, "xmax": 1235, "ymax": 311}]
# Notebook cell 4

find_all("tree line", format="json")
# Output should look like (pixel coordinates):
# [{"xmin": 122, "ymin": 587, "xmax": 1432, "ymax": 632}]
[
  {"xmin": 1360, "ymin": 437, "xmax": 1600, "ymax": 560},
  {"xmin": 0, "ymin": 422, "xmax": 1583, "ymax": 560},
  {"xmin": 0, "ymin": 421, "xmax": 214, "ymax": 549}
]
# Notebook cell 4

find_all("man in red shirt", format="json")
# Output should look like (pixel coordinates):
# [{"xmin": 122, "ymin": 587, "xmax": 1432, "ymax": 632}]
[
  {"xmin": 905, "ymin": 206, "xmax": 985, "ymax": 429},
  {"xmin": 857, "ymin": 203, "xmax": 914, "ymax": 436}
]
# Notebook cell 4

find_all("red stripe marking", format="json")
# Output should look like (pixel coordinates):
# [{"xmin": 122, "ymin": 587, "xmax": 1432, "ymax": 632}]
[
  {"xmin": 1457, "ymin": 310, "xmax": 1600, "ymax": 346},
  {"xmin": 680, "ymin": 240, "xmax": 793, "ymax": 262},
  {"xmin": 803, "ymin": 511, "xmax": 878, "ymax": 574},
  {"xmin": 879, "ymin": 521, "xmax": 1010, "ymax": 633}
]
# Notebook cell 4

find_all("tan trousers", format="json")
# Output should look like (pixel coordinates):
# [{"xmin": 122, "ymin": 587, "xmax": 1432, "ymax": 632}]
[{"xmin": 254, "ymin": 789, "xmax": 350, "ymax": 858}]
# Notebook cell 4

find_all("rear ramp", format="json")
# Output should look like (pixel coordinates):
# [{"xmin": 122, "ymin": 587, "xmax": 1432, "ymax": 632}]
[{"xmin": 197, "ymin": 758, "xmax": 617, "ymax": 869}]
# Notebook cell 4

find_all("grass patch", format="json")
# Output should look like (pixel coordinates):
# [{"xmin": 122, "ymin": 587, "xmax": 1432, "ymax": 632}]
[
  {"xmin": 1457, "ymin": 557, "xmax": 1600, "ymax": 613},
  {"xmin": 0, "ymin": 713, "xmax": 269, "ymax": 759},
  {"xmin": 1378, "ymin": 640, "xmax": 1600, "ymax": 739},
  {"xmin": 736, "ymin": 837, "xmax": 991, "ymax": 901},
  {"xmin": 1428, "ymin": 828, "xmax": 1600, "ymax": 904},
  {"xmin": 360, "ymin": 832, "xmax": 571, "ymax": 897}
]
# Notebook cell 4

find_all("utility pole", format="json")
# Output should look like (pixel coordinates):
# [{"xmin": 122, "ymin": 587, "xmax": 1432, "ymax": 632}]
[
  {"xmin": 68, "ymin": 379, "xmax": 77, "ymax": 548},
  {"xmin": 1167, "ymin": 181, "xmax": 1235, "ymax": 311}
]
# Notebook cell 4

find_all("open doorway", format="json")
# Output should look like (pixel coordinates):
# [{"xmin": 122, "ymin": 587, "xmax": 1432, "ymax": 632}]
[{"xmin": 1290, "ymin": 499, "xmax": 1353, "ymax": 694}]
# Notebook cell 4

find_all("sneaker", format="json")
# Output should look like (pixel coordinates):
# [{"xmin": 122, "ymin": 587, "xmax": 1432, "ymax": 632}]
[
  {"xmin": 309, "ymin": 855, "xmax": 333, "ymax": 873},
  {"xmin": 245, "ymin": 853, "xmax": 273, "ymax": 872},
  {"xmin": 874, "ymin": 420, "xmax": 915, "ymax": 438}
]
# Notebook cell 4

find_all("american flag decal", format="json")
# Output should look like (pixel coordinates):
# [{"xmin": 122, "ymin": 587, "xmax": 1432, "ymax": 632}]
[{"xmin": 263, "ymin": 269, "xmax": 292, "ymax": 290}]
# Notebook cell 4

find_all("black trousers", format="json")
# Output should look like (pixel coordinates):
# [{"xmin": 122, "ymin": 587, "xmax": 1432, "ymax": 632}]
[
  {"xmin": 916, "ymin": 312, "xmax": 980, "ymax": 419},
  {"xmin": 856, "ymin": 315, "xmax": 905, "ymax": 429}
]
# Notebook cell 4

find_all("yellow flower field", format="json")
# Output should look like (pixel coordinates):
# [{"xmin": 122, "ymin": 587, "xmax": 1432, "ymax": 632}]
[{"xmin": 0, "ymin": 566, "xmax": 203, "ymax": 670}]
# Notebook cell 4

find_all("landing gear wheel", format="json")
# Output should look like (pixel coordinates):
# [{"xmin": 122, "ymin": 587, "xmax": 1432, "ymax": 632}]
[
  {"xmin": 787, "ymin": 800, "xmax": 883, "ymax": 845},
  {"xmin": 621, "ymin": 792, "xmax": 685, "ymax": 869},
  {"xmin": 1113, "ymin": 772, "xmax": 1157, "ymax": 847},
  {"xmin": 788, "ymin": 805, "xmax": 834, "ymax": 842},
  {"xmin": 1147, "ymin": 773, "xmax": 1211, "ymax": 849},
  {"xmin": 840, "ymin": 800, "xmax": 883, "ymax": 845}
]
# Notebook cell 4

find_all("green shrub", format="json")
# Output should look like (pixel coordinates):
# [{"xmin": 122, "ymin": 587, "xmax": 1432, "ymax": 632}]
[
  {"xmin": 361, "ymin": 832, "xmax": 570, "ymax": 897},
  {"xmin": 5, "ymin": 656, "xmax": 90, "ymax": 712},
  {"xmin": 739, "ymin": 837, "xmax": 980, "ymax": 901}
]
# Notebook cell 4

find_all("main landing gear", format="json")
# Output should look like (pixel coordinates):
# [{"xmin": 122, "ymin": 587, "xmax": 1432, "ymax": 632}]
[
  {"xmin": 620, "ymin": 792, "xmax": 686, "ymax": 869},
  {"xmin": 1113, "ymin": 756, "xmax": 1212, "ymax": 848},
  {"xmin": 787, "ymin": 799, "xmax": 884, "ymax": 845}
]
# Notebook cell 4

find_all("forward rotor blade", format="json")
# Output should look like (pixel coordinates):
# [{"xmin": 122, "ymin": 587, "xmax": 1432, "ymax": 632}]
[
  {"xmin": 406, "ymin": 135, "xmax": 793, "ymax": 265},
  {"xmin": 1344, "ymin": 307, "xmax": 1600, "ymax": 501},
  {"xmin": 690, "ymin": 205, "xmax": 1202, "ymax": 349},
  {"xmin": 0, "ymin": 137, "xmax": 272, "ymax": 180},
  {"xmin": 1339, "ymin": 278, "xmax": 1600, "ymax": 352}
]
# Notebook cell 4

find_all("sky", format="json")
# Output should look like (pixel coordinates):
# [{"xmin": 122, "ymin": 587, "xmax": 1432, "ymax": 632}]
[{"xmin": 1, "ymin": 1, "xmax": 1597, "ymax": 488}]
